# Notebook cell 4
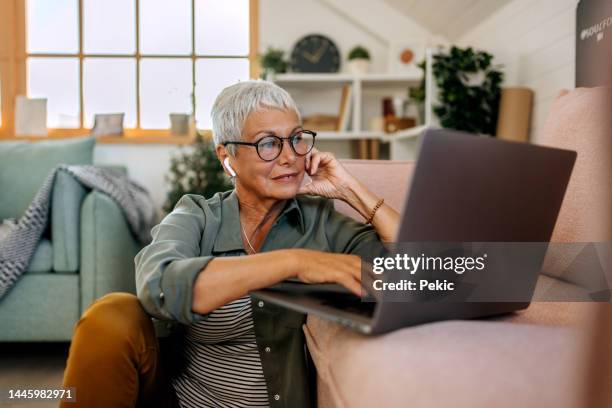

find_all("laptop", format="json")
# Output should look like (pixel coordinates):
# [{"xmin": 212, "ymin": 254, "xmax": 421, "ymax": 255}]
[{"xmin": 252, "ymin": 129, "xmax": 577, "ymax": 335}]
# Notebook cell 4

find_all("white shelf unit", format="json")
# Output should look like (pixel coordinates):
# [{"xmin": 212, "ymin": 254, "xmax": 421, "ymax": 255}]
[
  {"xmin": 316, "ymin": 125, "xmax": 428, "ymax": 141},
  {"xmin": 272, "ymin": 48, "xmax": 439, "ymax": 160}
]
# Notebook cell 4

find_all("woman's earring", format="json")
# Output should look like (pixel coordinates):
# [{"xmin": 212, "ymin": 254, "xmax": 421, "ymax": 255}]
[{"xmin": 224, "ymin": 157, "xmax": 237, "ymax": 177}]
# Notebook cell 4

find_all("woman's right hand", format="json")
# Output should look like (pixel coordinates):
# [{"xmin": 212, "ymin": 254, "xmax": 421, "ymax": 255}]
[{"xmin": 289, "ymin": 249, "xmax": 363, "ymax": 296}]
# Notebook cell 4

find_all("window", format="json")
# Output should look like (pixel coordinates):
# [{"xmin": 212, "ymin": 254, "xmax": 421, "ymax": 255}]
[{"xmin": 13, "ymin": 0, "xmax": 256, "ymax": 139}]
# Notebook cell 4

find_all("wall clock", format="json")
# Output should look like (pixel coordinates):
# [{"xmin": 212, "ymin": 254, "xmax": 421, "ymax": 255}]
[{"xmin": 290, "ymin": 34, "xmax": 341, "ymax": 73}]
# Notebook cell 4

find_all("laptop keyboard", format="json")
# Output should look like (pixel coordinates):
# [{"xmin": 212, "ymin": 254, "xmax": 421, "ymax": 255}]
[{"xmin": 315, "ymin": 292, "xmax": 376, "ymax": 317}]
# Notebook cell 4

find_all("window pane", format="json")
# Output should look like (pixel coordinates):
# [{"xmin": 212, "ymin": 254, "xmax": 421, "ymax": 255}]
[
  {"xmin": 140, "ymin": 59, "xmax": 192, "ymax": 129},
  {"xmin": 195, "ymin": 0, "xmax": 249, "ymax": 56},
  {"xmin": 27, "ymin": 58, "xmax": 80, "ymax": 128},
  {"xmin": 27, "ymin": 0, "xmax": 78, "ymax": 53},
  {"xmin": 195, "ymin": 58, "xmax": 249, "ymax": 128},
  {"xmin": 140, "ymin": 0, "xmax": 191, "ymax": 55},
  {"xmin": 83, "ymin": 0, "xmax": 135, "ymax": 54},
  {"xmin": 84, "ymin": 58, "xmax": 136, "ymax": 128}
]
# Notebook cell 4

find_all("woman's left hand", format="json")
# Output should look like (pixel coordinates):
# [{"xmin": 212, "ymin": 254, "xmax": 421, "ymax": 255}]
[{"xmin": 298, "ymin": 148, "xmax": 356, "ymax": 200}]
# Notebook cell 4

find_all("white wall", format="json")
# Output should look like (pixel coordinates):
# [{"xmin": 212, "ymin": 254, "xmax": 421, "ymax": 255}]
[
  {"xmin": 259, "ymin": 0, "xmax": 438, "ymax": 73},
  {"xmin": 457, "ymin": 0, "xmax": 579, "ymax": 143}
]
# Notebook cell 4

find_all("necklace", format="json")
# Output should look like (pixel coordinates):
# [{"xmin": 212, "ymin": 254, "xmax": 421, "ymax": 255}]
[{"xmin": 241, "ymin": 223, "xmax": 257, "ymax": 254}]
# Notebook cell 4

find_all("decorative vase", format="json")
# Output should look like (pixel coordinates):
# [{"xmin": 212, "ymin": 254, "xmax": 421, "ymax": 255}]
[
  {"xmin": 347, "ymin": 59, "xmax": 369, "ymax": 75},
  {"xmin": 170, "ymin": 113, "xmax": 190, "ymax": 135}
]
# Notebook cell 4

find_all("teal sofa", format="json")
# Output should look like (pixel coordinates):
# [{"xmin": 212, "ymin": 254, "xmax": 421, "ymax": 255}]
[{"xmin": 0, "ymin": 136, "xmax": 143, "ymax": 341}]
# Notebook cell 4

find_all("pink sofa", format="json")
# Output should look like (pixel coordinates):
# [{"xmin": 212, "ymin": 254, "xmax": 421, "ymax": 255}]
[{"xmin": 305, "ymin": 87, "xmax": 608, "ymax": 408}]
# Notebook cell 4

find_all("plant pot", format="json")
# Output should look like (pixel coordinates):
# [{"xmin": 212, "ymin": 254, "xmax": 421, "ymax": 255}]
[
  {"xmin": 347, "ymin": 59, "xmax": 370, "ymax": 75},
  {"xmin": 261, "ymin": 68, "xmax": 278, "ymax": 81},
  {"xmin": 170, "ymin": 113, "xmax": 190, "ymax": 135}
]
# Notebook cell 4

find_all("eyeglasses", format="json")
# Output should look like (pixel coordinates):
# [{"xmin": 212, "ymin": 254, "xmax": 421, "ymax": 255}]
[{"xmin": 223, "ymin": 129, "xmax": 316, "ymax": 162}]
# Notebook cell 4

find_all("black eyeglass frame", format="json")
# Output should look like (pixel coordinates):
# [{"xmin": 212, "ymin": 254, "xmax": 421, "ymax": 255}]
[{"xmin": 222, "ymin": 130, "xmax": 317, "ymax": 162}]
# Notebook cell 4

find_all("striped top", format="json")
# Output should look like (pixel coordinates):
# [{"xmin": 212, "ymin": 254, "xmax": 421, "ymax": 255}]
[{"xmin": 172, "ymin": 295, "xmax": 270, "ymax": 408}]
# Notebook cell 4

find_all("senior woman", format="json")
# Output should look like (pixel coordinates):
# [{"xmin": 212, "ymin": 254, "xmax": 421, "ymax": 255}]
[{"xmin": 60, "ymin": 80, "xmax": 399, "ymax": 408}]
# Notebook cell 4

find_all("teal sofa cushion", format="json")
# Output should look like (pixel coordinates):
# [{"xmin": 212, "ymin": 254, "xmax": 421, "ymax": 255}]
[
  {"xmin": 26, "ymin": 239, "xmax": 53, "ymax": 274},
  {"xmin": 0, "ymin": 136, "xmax": 95, "ymax": 220},
  {"xmin": 52, "ymin": 171, "xmax": 87, "ymax": 272},
  {"xmin": 51, "ymin": 165, "xmax": 127, "ymax": 273},
  {"xmin": 0, "ymin": 274, "xmax": 80, "ymax": 341}
]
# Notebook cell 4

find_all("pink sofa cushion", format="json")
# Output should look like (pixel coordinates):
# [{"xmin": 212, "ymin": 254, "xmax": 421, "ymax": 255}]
[
  {"xmin": 537, "ymin": 88, "xmax": 610, "ymax": 287},
  {"xmin": 334, "ymin": 160, "xmax": 414, "ymax": 221},
  {"xmin": 538, "ymin": 87, "xmax": 609, "ymax": 244}
]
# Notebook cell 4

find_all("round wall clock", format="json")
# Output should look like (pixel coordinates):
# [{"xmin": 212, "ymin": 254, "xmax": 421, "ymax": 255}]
[{"xmin": 290, "ymin": 34, "xmax": 341, "ymax": 73}]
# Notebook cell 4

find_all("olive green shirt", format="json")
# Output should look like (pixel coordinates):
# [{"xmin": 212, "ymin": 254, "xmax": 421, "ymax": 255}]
[{"xmin": 134, "ymin": 189, "xmax": 383, "ymax": 408}]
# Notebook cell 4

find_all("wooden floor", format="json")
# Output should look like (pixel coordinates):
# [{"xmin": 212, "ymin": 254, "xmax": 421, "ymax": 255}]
[{"xmin": 0, "ymin": 342, "xmax": 69, "ymax": 408}]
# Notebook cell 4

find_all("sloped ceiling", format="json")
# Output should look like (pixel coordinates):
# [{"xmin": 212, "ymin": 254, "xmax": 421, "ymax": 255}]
[{"xmin": 382, "ymin": 0, "xmax": 512, "ymax": 40}]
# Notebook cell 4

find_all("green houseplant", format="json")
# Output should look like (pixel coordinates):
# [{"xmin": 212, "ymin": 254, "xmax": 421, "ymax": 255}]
[
  {"xmin": 432, "ymin": 46, "xmax": 503, "ymax": 136},
  {"xmin": 259, "ymin": 47, "xmax": 288, "ymax": 79},
  {"xmin": 163, "ymin": 133, "xmax": 233, "ymax": 214},
  {"xmin": 348, "ymin": 45, "xmax": 371, "ymax": 61},
  {"xmin": 347, "ymin": 45, "xmax": 371, "ymax": 74}
]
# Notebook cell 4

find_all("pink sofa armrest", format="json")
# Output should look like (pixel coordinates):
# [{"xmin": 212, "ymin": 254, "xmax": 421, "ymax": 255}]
[{"xmin": 334, "ymin": 160, "xmax": 415, "ymax": 221}]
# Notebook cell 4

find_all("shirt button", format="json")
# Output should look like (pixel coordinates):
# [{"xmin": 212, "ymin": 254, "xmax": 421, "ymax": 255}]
[
  {"xmin": 274, "ymin": 394, "xmax": 280, "ymax": 401},
  {"xmin": 159, "ymin": 292, "xmax": 165, "ymax": 301},
  {"xmin": 258, "ymin": 300, "xmax": 264, "ymax": 308},
  {"xmin": 265, "ymin": 346, "xmax": 271, "ymax": 353}
]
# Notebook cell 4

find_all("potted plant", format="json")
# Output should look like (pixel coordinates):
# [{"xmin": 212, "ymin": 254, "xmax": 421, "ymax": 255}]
[
  {"xmin": 347, "ymin": 45, "xmax": 371, "ymax": 75},
  {"xmin": 432, "ymin": 46, "xmax": 503, "ymax": 136},
  {"xmin": 259, "ymin": 47, "xmax": 288, "ymax": 80},
  {"xmin": 163, "ymin": 133, "xmax": 233, "ymax": 214}
]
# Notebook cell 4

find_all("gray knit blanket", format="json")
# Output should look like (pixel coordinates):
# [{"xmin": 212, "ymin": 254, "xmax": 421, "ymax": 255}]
[{"xmin": 0, "ymin": 165, "xmax": 156, "ymax": 299}]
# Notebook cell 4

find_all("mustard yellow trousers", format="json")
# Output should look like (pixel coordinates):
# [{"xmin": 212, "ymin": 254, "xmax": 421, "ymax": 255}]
[{"xmin": 60, "ymin": 292, "xmax": 180, "ymax": 408}]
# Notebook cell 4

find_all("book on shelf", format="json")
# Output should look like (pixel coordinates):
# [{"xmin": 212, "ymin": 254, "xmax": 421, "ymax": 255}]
[{"xmin": 336, "ymin": 84, "xmax": 352, "ymax": 132}]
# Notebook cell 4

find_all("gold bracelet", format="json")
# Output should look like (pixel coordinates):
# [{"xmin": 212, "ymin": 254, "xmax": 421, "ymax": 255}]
[{"xmin": 365, "ymin": 198, "xmax": 384, "ymax": 224}]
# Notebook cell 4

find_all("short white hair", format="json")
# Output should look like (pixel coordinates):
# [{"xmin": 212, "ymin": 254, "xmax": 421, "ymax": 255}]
[{"xmin": 211, "ymin": 80, "xmax": 301, "ymax": 155}]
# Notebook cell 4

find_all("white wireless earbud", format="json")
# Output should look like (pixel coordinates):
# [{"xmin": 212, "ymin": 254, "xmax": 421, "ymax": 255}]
[{"xmin": 224, "ymin": 157, "xmax": 237, "ymax": 177}]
